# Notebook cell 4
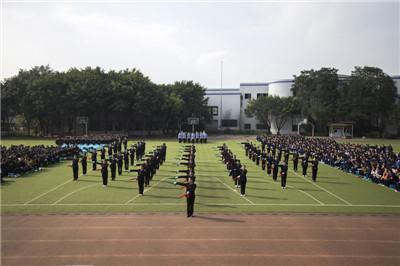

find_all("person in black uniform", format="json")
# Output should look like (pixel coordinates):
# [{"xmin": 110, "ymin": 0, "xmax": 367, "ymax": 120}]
[
  {"xmin": 124, "ymin": 151, "xmax": 129, "ymax": 172},
  {"xmin": 176, "ymin": 177, "xmax": 197, "ymax": 218},
  {"xmin": 129, "ymin": 147, "xmax": 135, "ymax": 166},
  {"xmin": 71, "ymin": 155, "xmax": 79, "ymax": 180},
  {"xmin": 272, "ymin": 159, "xmax": 279, "ymax": 181},
  {"xmin": 239, "ymin": 165, "xmax": 248, "ymax": 196},
  {"xmin": 81, "ymin": 153, "xmax": 87, "ymax": 175},
  {"xmin": 97, "ymin": 159, "xmax": 109, "ymax": 187},
  {"xmin": 261, "ymin": 152, "xmax": 266, "ymax": 170},
  {"xmin": 109, "ymin": 156, "xmax": 117, "ymax": 180},
  {"xmin": 101, "ymin": 147, "xmax": 106, "ymax": 160},
  {"xmin": 136, "ymin": 164, "xmax": 145, "ymax": 195},
  {"xmin": 91, "ymin": 150, "xmax": 97, "ymax": 171},
  {"xmin": 117, "ymin": 153, "xmax": 123, "ymax": 176},
  {"xmin": 266, "ymin": 154, "xmax": 273, "ymax": 175},
  {"xmin": 280, "ymin": 161, "xmax": 288, "ymax": 189},
  {"xmin": 310, "ymin": 157, "xmax": 319, "ymax": 182},
  {"xmin": 301, "ymin": 157, "xmax": 308, "ymax": 177},
  {"xmin": 292, "ymin": 152, "xmax": 299, "ymax": 172}
]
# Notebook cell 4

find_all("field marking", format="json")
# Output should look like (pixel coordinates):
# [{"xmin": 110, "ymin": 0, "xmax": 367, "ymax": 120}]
[
  {"xmin": 52, "ymin": 183, "xmax": 100, "ymax": 205},
  {"xmin": 287, "ymin": 185, "xmax": 325, "ymax": 205},
  {"xmin": 3, "ymin": 254, "xmax": 399, "ymax": 259},
  {"xmin": 24, "ymin": 168, "xmax": 94, "ymax": 205},
  {"xmin": 3, "ymin": 239, "xmax": 399, "ymax": 243},
  {"xmin": 3, "ymin": 203, "xmax": 400, "ymax": 207},
  {"xmin": 290, "ymin": 170, "xmax": 353, "ymax": 206},
  {"xmin": 124, "ymin": 176, "xmax": 170, "ymax": 204}
]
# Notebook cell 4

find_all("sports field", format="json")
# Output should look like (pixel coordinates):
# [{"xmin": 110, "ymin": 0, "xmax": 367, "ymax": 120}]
[{"xmin": 1, "ymin": 137, "xmax": 399, "ymax": 215}]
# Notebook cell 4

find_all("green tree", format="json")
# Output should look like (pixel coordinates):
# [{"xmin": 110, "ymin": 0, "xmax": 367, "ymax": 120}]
[
  {"xmin": 338, "ymin": 66, "xmax": 397, "ymax": 137},
  {"xmin": 245, "ymin": 96, "xmax": 273, "ymax": 133},
  {"xmin": 292, "ymin": 67, "xmax": 339, "ymax": 134}
]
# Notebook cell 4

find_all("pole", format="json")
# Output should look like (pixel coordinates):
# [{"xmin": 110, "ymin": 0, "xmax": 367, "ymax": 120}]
[{"xmin": 219, "ymin": 61, "xmax": 223, "ymax": 130}]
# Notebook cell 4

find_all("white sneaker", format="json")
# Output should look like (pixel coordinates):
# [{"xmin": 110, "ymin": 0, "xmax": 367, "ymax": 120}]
[{"xmin": 240, "ymin": 194, "xmax": 243, "ymax": 197}]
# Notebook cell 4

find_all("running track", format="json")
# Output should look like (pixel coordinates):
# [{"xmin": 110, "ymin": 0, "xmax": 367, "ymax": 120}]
[{"xmin": 2, "ymin": 213, "xmax": 400, "ymax": 266}]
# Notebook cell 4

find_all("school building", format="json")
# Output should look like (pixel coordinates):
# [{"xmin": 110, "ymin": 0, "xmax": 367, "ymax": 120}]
[{"xmin": 205, "ymin": 75, "xmax": 400, "ymax": 135}]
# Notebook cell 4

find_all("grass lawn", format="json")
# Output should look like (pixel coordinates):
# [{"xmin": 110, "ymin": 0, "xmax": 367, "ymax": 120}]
[{"xmin": 1, "ymin": 137, "xmax": 399, "ymax": 215}]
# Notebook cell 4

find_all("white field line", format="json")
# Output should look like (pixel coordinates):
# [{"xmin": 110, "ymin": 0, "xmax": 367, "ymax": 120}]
[
  {"xmin": 290, "ymin": 170, "xmax": 353, "ymax": 206},
  {"xmin": 52, "ymin": 183, "xmax": 100, "ymax": 205},
  {"xmin": 124, "ymin": 176, "xmax": 170, "ymax": 204},
  {"xmin": 24, "ymin": 168, "xmax": 94, "ymax": 205},
  {"xmin": 214, "ymin": 177, "xmax": 255, "ymax": 205},
  {"xmin": 2, "ymin": 203, "xmax": 400, "ymax": 207}
]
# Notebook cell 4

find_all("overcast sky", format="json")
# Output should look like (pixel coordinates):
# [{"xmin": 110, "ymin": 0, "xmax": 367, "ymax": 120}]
[{"xmin": 2, "ymin": 1, "xmax": 399, "ymax": 87}]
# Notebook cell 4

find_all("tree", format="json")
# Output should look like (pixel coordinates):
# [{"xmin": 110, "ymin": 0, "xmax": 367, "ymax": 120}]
[
  {"xmin": 292, "ymin": 67, "xmax": 339, "ymax": 134},
  {"xmin": 245, "ymin": 96, "xmax": 273, "ymax": 133},
  {"xmin": 338, "ymin": 66, "xmax": 397, "ymax": 137},
  {"xmin": 270, "ymin": 97, "xmax": 297, "ymax": 135}
]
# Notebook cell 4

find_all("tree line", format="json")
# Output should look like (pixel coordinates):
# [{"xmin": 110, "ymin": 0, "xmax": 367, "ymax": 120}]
[
  {"xmin": 245, "ymin": 66, "xmax": 399, "ymax": 137},
  {"xmin": 1, "ymin": 66, "xmax": 211, "ymax": 136}
]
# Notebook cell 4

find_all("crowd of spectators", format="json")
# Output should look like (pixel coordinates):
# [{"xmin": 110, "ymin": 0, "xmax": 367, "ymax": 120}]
[
  {"xmin": 55, "ymin": 134, "xmax": 128, "ymax": 145},
  {"xmin": 256, "ymin": 135, "xmax": 400, "ymax": 192},
  {"xmin": 1, "ymin": 145, "xmax": 79, "ymax": 181}
]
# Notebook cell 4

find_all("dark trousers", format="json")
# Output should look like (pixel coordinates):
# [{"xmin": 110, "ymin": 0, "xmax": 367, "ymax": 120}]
[
  {"xmin": 240, "ymin": 179, "xmax": 247, "ymax": 195},
  {"xmin": 92, "ymin": 162, "xmax": 96, "ymax": 171},
  {"xmin": 145, "ymin": 174, "xmax": 150, "ymax": 186},
  {"xmin": 102, "ymin": 171, "xmax": 108, "ymax": 186},
  {"xmin": 138, "ymin": 179, "xmax": 144, "ymax": 194},
  {"xmin": 261, "ymin": 162, "xmax": 266, "ymax": 170},
  {"xmin": 187, "ymin": 196, "xmax": 195, "ymax": 217},
  {"xmin": 82, "ymin": 164, "xmax": 87, "ymax": 175},
  {"xmin": 111, "ymin": 169, "xmax": 116, "ymax": 180},
  {"xmin": 281, "ymin": 174, "xmax": 287, "ymax": 188},
  {"xmin": 312, "ymin": 169, "xmax": 317, "ymax": 182},
  {"xmin": 73, "ymin": 167, "xmax": 79, "ymax": 180},
  {"xmin": 118, "ymin": 166, "xmax": 122, "ymax": 175},
  {"xmin": 124, "ymin": 161, "xmax": 129, "ymax": 170},
  {"xmin": 294, "ymin": 161, "xmax": 298, "ymax": 171},
  {"xmin": 302, "ymin": 167, "xmax": 307, "ymax": 176},
  {"xmin": 273, "ymin": 170, "xmax": 278, "ymax": 181}
]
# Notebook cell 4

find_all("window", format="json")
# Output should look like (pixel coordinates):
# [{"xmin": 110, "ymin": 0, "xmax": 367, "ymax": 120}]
[
  {"xmin": 256, "ymin": 124, "xmax": 268, "ymax": 130},
  {"xmin": 244, "ymin": 93, "xmax": 251, "ymax": 99},
  {"xmin": 222, "ymin": 120, "xmax": 238, "ymax": 127},
  {"xmin": 257, "ymin": 93, "xmax": 267, "ymax": 99},
  {"xmin": 292, "ymin": 125, "xmax": 298, "ymax": 132},
  {"xmin": 208, "ymin": 106, "xmax": 218, "ymax": 116},
  {"xmin": 244, "ymin": 124, "xmax": 251, "ymax": 130}
]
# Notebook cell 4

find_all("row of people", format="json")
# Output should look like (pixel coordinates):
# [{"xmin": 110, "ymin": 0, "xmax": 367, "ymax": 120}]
[
  {"xmin": 255, "ymin": 135, "xmax": 399, "ymax": 191},
  {"xmin": 219, "ymin": 144, "xmax": 248, "ymax": 195},
  {"xmin": 1, "ymin": 145, "xmax": 79, "ymax": 181},
  {"xmin": 174, "ymin": 144, "xmax": 197, "ymax": 217},
  {"xmin": 177, "ymin": 131, "xmax": 208, "ymax": 143},
  {"xmin": 244, "ymin": 141, "xmax": 319, "ymax": 183}
]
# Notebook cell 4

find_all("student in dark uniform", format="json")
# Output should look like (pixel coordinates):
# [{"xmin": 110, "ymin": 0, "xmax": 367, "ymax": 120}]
[
  {"xmin": 124, "ymin": 151, "xmax": 129, "ymax": 171},
  {"xmin": 97, "ymin": 159, "xmax": 109, "ymax": 187},
  {"xmin": 311, "ymin": 158, "xmax": 319, "ymax": 182},
  {"xmin": 176, "ymin": 177, "xmax": 197, "ymax": 218},
  {"xmin": 137, "ymin": 164, "xmax": 145, "ymax": 195},
  {"xmin": 266, "ymin": 154, "xmax": 273, "ymax": 175},
  {"xmin": 117, "ymin": 153, "xmax": 123, "ymax": 176},
  {"xmin": 81, "ymin": 153, "xmax": 87, "ymax": 175},
  {"xmin": 261, "ymin": 152, "xmax": 266, "ymax": 170},
  {"xmin": 292, "ymin": 152, "xmax": 299, "ymax": 172},
  {"xmin": 280, "ymin": 161, "xmax": 288, "ymax": 189},
  {"xmin": 71, "ymin": 155, "xmax": 79, "ymax": 180},
  {"xmin": 91, "ymin": 150, "xmax": 97, "ymax": 171},
  {"xmin": 101, "ymin": 147, "xmax": 106, "ymax": 160},
  {"xmin": 109, "ymin": 156, "xmax": 117, "ymax": 180},
  {"xmin": 272, "ymin": 159, "xmax": 279, "ymax": 181},
  {"xmin": 301, "ymin": 157, "xmax": 308, "ymax": 177},
  {"xmin": 129, "ymin": 147, "xmax": 135, "ymax": 166},
  {"xmin": 239, "ymin": 165, "xmax": 248, "ymax": 196}
]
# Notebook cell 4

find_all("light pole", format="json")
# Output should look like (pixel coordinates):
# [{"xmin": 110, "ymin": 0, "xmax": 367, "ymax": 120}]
[{"xmin": 219, "ymin": 61, "xmax": 223, "ymax": 130}]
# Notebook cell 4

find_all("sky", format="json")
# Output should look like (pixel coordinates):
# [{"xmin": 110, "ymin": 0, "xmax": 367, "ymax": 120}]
[{"xmin": 2, "ymin": 1, "xmax": 399, "ymax": 88}]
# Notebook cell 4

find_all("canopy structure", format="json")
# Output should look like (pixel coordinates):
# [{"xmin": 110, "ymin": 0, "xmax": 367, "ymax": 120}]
[{"xmin": 328, "ymin": 122, "xmax": 354, "ymax": 138}]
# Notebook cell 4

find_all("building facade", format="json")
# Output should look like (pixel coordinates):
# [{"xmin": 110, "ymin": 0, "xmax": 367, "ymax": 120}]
[{"xmin": 205, "ymin": 76, "xmax": 400, "ymax": 134}]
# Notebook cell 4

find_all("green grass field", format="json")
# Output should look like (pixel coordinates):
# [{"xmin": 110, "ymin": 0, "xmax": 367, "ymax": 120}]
[{"xmin": 1, "ymin": 137, "xmax": 399, "ymax": 214}]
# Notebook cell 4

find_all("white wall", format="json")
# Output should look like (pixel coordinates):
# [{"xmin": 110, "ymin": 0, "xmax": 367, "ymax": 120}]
[
  {"xmin": 239, "ymin": 83, "xmax": 268, "ymax": 130},
  {"xmin": 205, "ymin": 89, "xmax": 241, "ymax": 129}
]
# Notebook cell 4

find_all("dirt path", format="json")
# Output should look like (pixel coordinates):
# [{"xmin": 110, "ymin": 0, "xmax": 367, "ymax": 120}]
[{"xmin": 2, "ymin": 213, "xmax": 399, "ymax": 266}]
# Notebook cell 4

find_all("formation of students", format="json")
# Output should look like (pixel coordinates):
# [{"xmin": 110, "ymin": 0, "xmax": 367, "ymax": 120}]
[
  {"xmin": 56, "ymin": 134, "xmax": 128, "ymax": 145},
  {"xmin": 174, "ymin": 144, "xmax": 197, "ymax": 217},
  {"xmin": 255, "ymin": 135, "xmax": 400, "ymax": 191},
  {"xmin": 1, "ymin": 145, "xmax": 79, "ymax": 182},
  {"xmin": 219, "ymin": 144, "xmax": 248, "ymax": 196},
  {"xmin": 132, "ymin": 144, "xmax": 167, "ymax": 195},
  {"xmin": 177, "ymin": 131, "xmax": 208, "ymax": 143}
]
